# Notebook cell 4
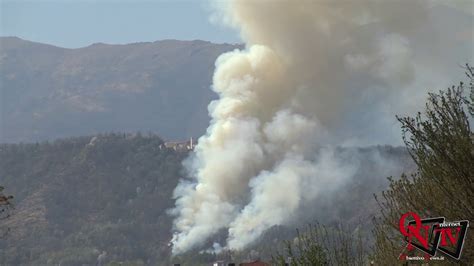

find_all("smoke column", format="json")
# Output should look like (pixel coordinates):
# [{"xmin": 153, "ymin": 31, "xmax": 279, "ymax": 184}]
[{"xmin": 170, "ymin": 0, "xmax": 472, "ymax": 254}]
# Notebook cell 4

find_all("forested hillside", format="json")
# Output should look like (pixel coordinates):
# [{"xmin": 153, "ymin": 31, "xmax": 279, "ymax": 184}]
[{"xmin": 0, "ymin": 134, "xmax": 184, "ymax": 265}]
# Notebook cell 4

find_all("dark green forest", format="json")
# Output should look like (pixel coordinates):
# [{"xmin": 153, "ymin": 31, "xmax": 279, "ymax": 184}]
[{"xmin": 0, "ymin": 134, "xmax": 184, "ymax": 265}]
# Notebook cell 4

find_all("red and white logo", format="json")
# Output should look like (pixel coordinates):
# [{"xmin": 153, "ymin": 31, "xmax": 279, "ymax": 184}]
[{"xmin": 398, "ymin": 212, "xmax": 469, "ymax": 260}]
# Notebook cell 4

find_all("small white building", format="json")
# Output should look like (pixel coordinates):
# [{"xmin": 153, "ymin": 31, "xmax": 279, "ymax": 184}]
[
  {"xmin": 160, "ymin": 137, "xmax": 196, "ymax": 151},
  {"xmin": 213, "ymin": 261, "xmax": 225, "ymax": 266}
]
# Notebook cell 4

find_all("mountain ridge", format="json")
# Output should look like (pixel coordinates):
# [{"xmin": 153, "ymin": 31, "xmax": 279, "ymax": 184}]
[
  {"xmin": 0, "ymin": 36, "xmax": 241, "ymax": 50},
  {"xmin": 0, "ymin": 37, "xmax": 242, "ymax": 143}
]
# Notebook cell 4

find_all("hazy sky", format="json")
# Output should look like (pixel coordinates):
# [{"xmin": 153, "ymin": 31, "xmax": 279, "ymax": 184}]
[{"xmin": 0, "ymin": 0, "xmax": 241, "ymax": 48}]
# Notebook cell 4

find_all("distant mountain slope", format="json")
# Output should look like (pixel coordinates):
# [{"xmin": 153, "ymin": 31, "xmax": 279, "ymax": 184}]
[{"xmin": 0, "ymin": 37, "xmax": 240, "ymax": 143}]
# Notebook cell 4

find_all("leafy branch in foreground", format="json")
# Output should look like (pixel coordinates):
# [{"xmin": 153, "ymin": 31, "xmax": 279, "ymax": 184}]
[{"xmin": 372, "ymin": 64, "xmax": 474, "ymax": 264}]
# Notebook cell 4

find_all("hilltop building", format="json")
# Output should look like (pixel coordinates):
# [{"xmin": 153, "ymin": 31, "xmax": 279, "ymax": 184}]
[{"xmin": 160, "ymin": 137, "xmax": 196, "ymax": 151}]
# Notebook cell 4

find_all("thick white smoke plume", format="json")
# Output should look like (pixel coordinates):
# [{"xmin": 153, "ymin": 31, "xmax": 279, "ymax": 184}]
[{"xmin": 170, "ymin": 0, "xmax": 473, "ymax": 254}]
